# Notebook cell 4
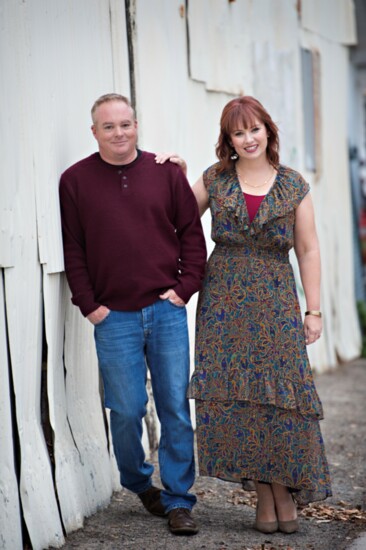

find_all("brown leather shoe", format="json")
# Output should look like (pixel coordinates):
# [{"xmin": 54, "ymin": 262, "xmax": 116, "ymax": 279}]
[
  {"xmin": 168, "ymin": 508, "xmax": 199, "ymax": 535},
  {"xmin": 138, "ymin": 486, "xmax": 166, "ymax": 517}
]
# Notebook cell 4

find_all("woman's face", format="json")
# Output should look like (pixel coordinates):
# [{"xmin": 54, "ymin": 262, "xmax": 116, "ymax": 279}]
[{"xmin": 229, "ymin": 119, "xmax": 269, "ymax": 162}]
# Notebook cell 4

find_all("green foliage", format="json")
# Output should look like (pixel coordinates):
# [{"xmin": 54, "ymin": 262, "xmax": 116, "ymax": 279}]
[{"xmin": 356, "ymin": 301, "xmax": 366, "ymax": 357}]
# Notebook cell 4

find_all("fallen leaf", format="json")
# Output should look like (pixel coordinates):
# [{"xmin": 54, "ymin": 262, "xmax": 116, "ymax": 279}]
[{"xmin": 300, "ymin": 502, "xmax": 366, "ymax": 523}]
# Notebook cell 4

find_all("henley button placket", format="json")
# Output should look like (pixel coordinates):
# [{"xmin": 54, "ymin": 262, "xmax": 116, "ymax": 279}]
[{"xmin": 118, "ymin": 169, "xmax": 131, "ymax": 194}]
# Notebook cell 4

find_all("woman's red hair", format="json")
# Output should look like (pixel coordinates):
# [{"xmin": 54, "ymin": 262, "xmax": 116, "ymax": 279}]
[{"xmin": 215, "ymin": 96, "xmax": 280, "ymax": 173}]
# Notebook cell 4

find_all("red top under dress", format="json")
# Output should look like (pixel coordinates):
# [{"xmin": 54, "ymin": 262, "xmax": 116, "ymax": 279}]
[{"xmin": 243, "ymin": 192, "xmax": 266, "ymax": 223}]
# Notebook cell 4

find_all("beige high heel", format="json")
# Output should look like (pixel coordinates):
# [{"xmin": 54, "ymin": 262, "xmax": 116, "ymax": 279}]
[
  {"xmin": 254, "ymin": 505, "xmax": 278, "ymax": 533},
  {"xmin": 255, "ymin": 518, "xmax": 279, "ymax": 534},
  {"xmin": 277, "ymin": 493, "xmax": 299, "ymax": 533},
  {"xmin": 278, "ymin": 518, "xmax": 299, "ymax": 534}
]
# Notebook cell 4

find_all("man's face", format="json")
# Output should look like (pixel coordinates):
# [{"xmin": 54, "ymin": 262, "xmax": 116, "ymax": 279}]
[{"xmin": 91, "ymin": 100, "xmax": 138, "ymax": 165}]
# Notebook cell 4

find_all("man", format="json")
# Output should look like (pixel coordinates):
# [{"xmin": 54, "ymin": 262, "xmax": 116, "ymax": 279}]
[{"xmin": 59, "ymin": 93, "xmax": 206, "ymax": 535}]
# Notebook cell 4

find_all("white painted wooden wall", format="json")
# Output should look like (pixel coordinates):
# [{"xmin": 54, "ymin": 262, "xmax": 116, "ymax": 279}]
[{"xmin": 0, "ymin": 1, "xmax": 360, "ymax": 548}]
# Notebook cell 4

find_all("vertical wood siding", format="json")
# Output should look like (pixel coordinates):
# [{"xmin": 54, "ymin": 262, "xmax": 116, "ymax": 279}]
[{"xmin": 0, "ymin": 275, "xmax": 23, "ymax": 549}]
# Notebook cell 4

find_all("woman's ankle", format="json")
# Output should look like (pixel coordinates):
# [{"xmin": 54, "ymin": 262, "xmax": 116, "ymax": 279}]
[
  {"xmin": 271, "ymin": 484, "xmax": 297, "ymax": 522},
  {"xmin": 255, "ymin": 482, "xmax": 277, "ymax": 522}
]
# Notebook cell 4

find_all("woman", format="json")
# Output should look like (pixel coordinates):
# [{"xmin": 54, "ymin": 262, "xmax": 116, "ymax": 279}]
[{"xmin": 157, "ymin": 95, "xmax": 332, "ymax": 534}]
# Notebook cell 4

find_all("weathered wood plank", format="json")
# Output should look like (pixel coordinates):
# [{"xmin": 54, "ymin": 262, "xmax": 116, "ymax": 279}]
[
  {"xmin": 0, "ymin": 273, "xmax": 23, "ymax": 550},
  {"xmin": 43, "ymin": 271, "xmax": 92, "ymax": 533},
  {"xmin": 1, "ymin": 0, "xmax": 65, "ymax": 543},
  {"xmin": 5, "ymin": 256, "xmax": 64, "ymax": 549},
  {"xmin": 63, "ymin": 294, "xmax": 113, "ymax": 513},
  {"xmin": 109, "ymin": 0, "xmax": 131, "ymax": 94}
]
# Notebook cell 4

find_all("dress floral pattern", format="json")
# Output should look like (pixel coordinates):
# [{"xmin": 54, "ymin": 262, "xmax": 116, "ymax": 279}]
[{"xmin": 189, "ymin": 163, "xmax": 332, "ymax": 504}]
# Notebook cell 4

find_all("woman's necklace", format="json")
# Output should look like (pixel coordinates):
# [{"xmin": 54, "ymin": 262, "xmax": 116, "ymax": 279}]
[{"xmin": 236, "ymin": 166, "xmax": 274, "ymax": 188}]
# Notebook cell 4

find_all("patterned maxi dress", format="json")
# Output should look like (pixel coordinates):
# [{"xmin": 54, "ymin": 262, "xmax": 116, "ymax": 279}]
[{"xmin": 188, "ymin": 163, "xmax": 332, "ymax": 505}]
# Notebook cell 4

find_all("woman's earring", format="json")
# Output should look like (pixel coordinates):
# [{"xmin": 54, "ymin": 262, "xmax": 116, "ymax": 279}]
[{"xmin": 230, "ymin": 150, "xmax": 239, "ymax": 160}]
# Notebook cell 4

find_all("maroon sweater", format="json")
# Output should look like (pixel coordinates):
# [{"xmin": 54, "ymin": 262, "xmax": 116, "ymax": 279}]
[{"xmin": 59, "ymin": 151, "xmax": 207, "ymax": 316}]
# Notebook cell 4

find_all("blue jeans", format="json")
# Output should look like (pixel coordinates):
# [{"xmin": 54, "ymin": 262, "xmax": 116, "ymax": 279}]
[{"xmin": 94, "ymin": 299, "xmax": 196, "ymax": 512}]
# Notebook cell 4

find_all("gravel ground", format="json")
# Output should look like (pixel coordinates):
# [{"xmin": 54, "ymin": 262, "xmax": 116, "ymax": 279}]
[{"xmin": 51, "ymin": 360, "xmax": 366, "ymax": 550}]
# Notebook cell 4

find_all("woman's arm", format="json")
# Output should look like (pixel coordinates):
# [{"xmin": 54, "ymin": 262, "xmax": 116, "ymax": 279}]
[
  {"xmin": 192, "ymin": 175, "xmax": 209, "ymax": 217},
  {"xmin": 294, "ymin": 192, "xmax": 322, "ymax": 345}
]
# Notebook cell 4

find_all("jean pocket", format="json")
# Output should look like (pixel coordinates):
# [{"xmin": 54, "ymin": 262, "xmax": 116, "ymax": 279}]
[{"xmin": 167, "ymin": 299, "xmax": 185, "ymax": 309}]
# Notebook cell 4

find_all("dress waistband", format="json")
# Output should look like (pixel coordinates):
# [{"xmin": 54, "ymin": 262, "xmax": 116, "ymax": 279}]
[{"xmin": 213, "ymin": 244, "xmax": 290, "ymax": 263}]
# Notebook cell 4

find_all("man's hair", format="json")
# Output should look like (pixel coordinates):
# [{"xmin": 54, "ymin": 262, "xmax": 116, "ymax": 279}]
[{"xmin": 91, "ymin": 93, "xmax": 134, "ymax": 123}]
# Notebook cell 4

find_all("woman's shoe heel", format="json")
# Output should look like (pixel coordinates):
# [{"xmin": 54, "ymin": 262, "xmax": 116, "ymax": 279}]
[
  {"xmin": 254, "ymin": 497, "xmax": 278, "ymax": 534},
  {"xmin": 278, "ymin": 518, "xmax": 299, "ymax": 533},
  {"xmin": 254, "ymin": 519, "xmax": 279, "ymax": 533},
  {"xmin": 276, "ymin": 491, "xmax": 298, "ymax": 533}
]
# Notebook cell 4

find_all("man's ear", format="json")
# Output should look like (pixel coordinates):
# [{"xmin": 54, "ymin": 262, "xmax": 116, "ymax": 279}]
[{"xmin": 91, "ymin": 124, "xmax": 97, "ymax": 138}]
